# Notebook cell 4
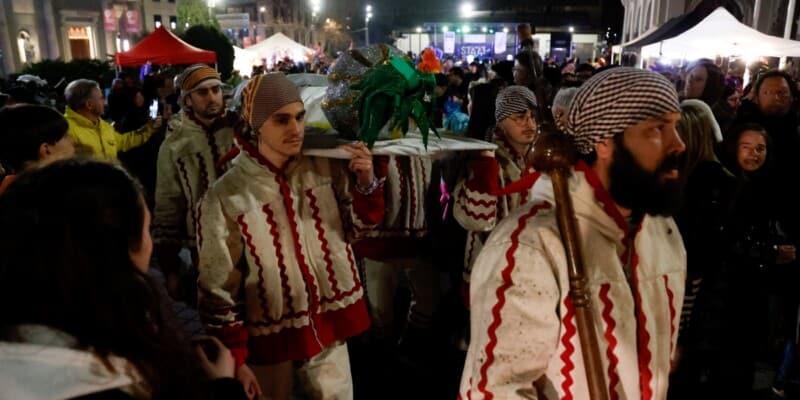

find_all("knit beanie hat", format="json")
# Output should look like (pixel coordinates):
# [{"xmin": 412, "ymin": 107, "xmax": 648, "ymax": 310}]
[
  {"xmin": 240, "ymin": 73, "xmax": 302, "ymax": 132},
  {"xmin": 176, "ymin": 64, "xmax": 221, "ymax": 93},
  {"xmin": 565, "ymin": 67, "xmax": 680, "ymax": 154},
  {"xmin": 495, "ymin": 85, "xmax": 538, "ymax": 122}
]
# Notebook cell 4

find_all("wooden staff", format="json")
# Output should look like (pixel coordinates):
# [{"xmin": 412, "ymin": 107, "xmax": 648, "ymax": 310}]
[{"xmin": 530, "ymin": 129, "xmax": 609, "ymax": 400}]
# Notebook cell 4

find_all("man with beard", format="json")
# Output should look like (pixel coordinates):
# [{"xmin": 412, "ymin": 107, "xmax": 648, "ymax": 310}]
[
  {"xmin": 153, "ymin": 64, "xmax": 236, "ymax": 299},
  {"xmin": 459, "ymin": 67, "xmax": 687, "ymax": 400},
  {"xmin": 455, "ymin": 85, "xmax": 539, "ymax": 288}
]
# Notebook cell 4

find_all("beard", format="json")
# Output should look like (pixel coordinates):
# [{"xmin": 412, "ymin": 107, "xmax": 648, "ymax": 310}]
[
  {"xmin": 199, "ymin": 103, "xmax": 222, "ymax": 118},
  {"xmin": 607, "ymin": 137, "xmax": 684, "ymax": 217}
]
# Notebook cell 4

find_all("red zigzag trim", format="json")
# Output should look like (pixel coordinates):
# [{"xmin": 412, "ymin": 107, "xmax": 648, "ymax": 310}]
[
  {"xmin": 599, "ymin": 283, "xmax": 621, "ymax": 400},
  {"xmin": 459, "ymin": 202, "xmax": 497, "ymax": 221},
  {"xmin": 663, "ymin": 275, "xmax": 677, "ymax": 357},
  {"xmin": 559, "ymin": 296, "xmax": 577, "ymax": 400},
  {"xmin": 461, "ymin": 186, "xmax": 497, "ymax": 207},
  {"xmin": 306, "ymin": 189, "xmax": 341, "ymax": 299},
  {"xmin": 631, "ymin": 240, "xmax": 654, "ymax": 400},
  {"xmin": 237, "ymin": 215, "xmax": 275, "ymax": 322},
  {"xmin": 476, "ymin": 202, "xmax": 551, "ymax": 400}
]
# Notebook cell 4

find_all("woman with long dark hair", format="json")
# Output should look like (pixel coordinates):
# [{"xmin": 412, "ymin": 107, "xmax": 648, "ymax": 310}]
[{"xmin": 0, "ymin": 159, "xmax": 246, "ymax": 399}]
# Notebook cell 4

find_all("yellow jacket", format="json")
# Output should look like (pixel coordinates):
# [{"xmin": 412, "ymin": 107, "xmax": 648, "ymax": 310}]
[{"xmin": 64, "ymin": 107, "xmax": 154, "ymax": 161}]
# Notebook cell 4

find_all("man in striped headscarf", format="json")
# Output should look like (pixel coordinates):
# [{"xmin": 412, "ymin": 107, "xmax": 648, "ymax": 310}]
[
  {"xmin": 153, "ymin": 64, "xmax": 237, "ymax": 299},
  {"xmin": 460, "ymin": 67, "xmax": 687, "ymax": 400}
]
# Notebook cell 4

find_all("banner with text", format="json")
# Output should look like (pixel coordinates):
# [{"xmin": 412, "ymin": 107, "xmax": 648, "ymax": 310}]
[
  {"xmin": 443, "ymin": 31, "xmax": 456, "ymax": 54},
  {"xmin": 457, "ymin": 43, "xmax": 493, "ymax": 58},
  {"xmin": 494, "ymin": 32, "xmax": 508, "ymax": 54}
]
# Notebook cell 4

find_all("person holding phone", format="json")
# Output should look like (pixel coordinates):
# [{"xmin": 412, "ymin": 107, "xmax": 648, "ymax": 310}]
[
  {"xmin": 64, "ymin": 79, "xmax": 163, "ymax": 161},
  {"xmin": 0, "ymin": 159, "xmax": 247, "ymax": 399}
]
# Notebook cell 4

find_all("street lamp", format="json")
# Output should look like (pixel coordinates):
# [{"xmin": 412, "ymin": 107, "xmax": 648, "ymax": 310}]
[
  {"xmin": 365, "ymin": 4, "xmax": 372, "ymax": 46},
  {"xmin": 460, "ymin": 2, "xmax": 474, "ymax": 18},
  {"xmin": 568, "ymin": 26, "xmax": 575, "ymax": 33}
]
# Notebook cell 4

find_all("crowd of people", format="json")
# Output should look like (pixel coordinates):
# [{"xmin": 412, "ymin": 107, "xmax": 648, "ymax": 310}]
[{"xmin": 1, "ymin": 30, "xmax": 800, "ymax": 400}]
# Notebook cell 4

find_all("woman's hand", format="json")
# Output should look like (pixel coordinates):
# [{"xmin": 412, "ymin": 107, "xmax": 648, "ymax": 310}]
[
  {"xmin": 193, "ymin": 336, "xmax": 235, "ymax": 379},
  {"xmin": 235, "ymin": 364, "xmax": 263, "ymax": 400}
]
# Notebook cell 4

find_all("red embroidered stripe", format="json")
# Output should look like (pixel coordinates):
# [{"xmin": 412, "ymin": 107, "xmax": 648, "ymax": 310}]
[
  {"xmin": 409, "ymin": 158, "xmax": 418, "ymax": 227},
  {"xmin": 575, "ymin": 161, "xmax": 627, "ymax": 232},
  {"xmin": 477, "ymin": 202, "xmax": 551, "ymax": 400},
  {"xmin": 461, "ymin": 186, "xmax": 497, "ymax": 208},
  {"xmin": 196, "ymin": 200, "xmax": 204, "ymax": 249},
  {"xmin": 237, "ymin": 215, "xmax": 274, "ymax": 321},
  {"xmin": 197, "ymin": 153, "xmax": 210, "ymax": 200},
  {"xmin": 599, "ymin": 283, "xmax": 621, "ymax": 400},
  {"xmin": 277, "ymin": 176, "xmax": 320, "ymax": 312},
  {"xmin": 261, "ymin": 203, "xmax": 295, "ymax": 316},
  {"xmin": 321, "ymin": 244, "xmax": 362, "ymax": 304},
  {"xmin": 560, "ymin": 296, "xmax": 577, "ymax": 400},
  {"xmin": 458, "ymin": 202, "xmax": 497, "ymax": 221},
  {"xmin": 177, "ymin": 158, "xmax": 195, "ymax": 228},
  {"xmin": 631, "ymin": 243, "xmax": 654, "ymax": 400},
  {"xmin": 306, "ymin": 189, "xmax": 341, "ymax": 299},
  {"xmin": 663, "ymin": 275, "xmax": 677, "ymax": 356}
]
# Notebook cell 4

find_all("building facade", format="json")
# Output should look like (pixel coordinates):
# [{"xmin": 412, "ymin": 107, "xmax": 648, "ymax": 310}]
[
  {"xmin": 216, "ymin": 0, "xmax": 314, "ymax": 47},
  {"xmin": 143, "ymin": 0, "xmax": 178, "ymax": 32},
  {"xmin": 0, "ymin": 0, "xmax": 155, "ymax": 76}
]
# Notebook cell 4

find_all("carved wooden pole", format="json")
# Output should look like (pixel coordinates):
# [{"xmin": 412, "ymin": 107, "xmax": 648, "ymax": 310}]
[{"xmin": 531, "ymin": 130, "xmax": 609, "ymax": 400}]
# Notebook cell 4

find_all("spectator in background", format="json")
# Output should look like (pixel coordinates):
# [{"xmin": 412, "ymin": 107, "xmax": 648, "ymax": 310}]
[
  {"xmin": 107, "ymin": 77, "xmax": 132, "ymax": 126},
  {"xmin": 466, "ymin": 80, "xmax": 506, "ymax": 141},
  {"xmin": 64, "ymin": 79, "xmax": 161, "ymax": 161},
  {"xmin": 551, "ymin": 87, "xmax": 580, "ymax": 132},
  {"xmin": 683, "ymin": 59, "xmax": 725, "ymax": 108},
  {"xmin": 490, "ymin": 60, "xmax": 515, "ymax": 86},
  {"xmin": 0, "ymin": 104, "xmax": 75, "ymax": 194},
  {"xmin": 575, "ymin": 63, "xmax": 595, "ymax": 83}
]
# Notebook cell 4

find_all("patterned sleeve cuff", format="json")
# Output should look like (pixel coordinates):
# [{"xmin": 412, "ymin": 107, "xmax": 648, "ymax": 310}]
[{"xmin": 354, "ymin": 176, "xmax": 386, "ymax": 196}]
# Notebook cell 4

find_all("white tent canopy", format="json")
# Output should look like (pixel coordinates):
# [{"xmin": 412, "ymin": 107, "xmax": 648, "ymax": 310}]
[
  {"xmin": 641, "ymin": 7, "xmax": 800, "ymax": 61},
  {"xmin": 233, "ymin": 46, "xmax": 260, "ymax": 75},
  {"xmin": 245, "ymin": 32, "xmax": 314, "ymax": 65}
]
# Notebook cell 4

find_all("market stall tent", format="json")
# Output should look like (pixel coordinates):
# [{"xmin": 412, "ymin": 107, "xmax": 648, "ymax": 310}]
[
  {"xmin": 233, "ymin": 46, "xmax": 259, "ymax": 75},
  {"xmin": 246, "ymin": 33, "xmax": 314, "ymax": 65},
  {"xmin": 635, "ymin": 7, "xmax": 800, "ymax": 60},
  {"xmin": 115, "ymin": 26, "xmax": 217, "ymax": 67}
]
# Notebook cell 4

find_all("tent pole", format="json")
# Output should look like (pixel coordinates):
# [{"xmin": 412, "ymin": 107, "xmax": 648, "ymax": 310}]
[
  {"xmin": 752, "ymin": 0, "xmax": 761, "ymax": 29},
  {"xmin": 781, "ymin": 0, "xmax": 797, "ymax": 69}
]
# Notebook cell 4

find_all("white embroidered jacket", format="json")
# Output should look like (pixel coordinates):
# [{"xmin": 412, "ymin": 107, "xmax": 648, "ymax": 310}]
[
  {"xmin": 153, "ymin": 110, "xmax": 235, "ymax": 246},
  {"xmin": 459, "ymin": 162, "xmax": 686, "ymax": 400},
  {"xmin": 197, "ymin": 141, "xmax": 384, "ymax": 366},
  {"xmin": 454, "ymin": 135, "xmax": 535, "ymax": 281}
]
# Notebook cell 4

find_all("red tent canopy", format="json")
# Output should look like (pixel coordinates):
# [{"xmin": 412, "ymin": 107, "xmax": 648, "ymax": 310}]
[{"xmin": 115, "ymin": 26, "xmax": 217, "ymax": 67}]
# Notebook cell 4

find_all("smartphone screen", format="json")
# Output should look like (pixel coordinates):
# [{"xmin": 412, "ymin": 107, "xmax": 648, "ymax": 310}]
[{"xmin": 149, "ymin": 100, "xmax": 159, "ymax": 120}]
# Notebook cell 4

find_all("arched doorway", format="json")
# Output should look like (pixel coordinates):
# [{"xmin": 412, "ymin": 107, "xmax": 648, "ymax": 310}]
[{"xmin": 17, "ymin": 30, "xmax": 35, "ymax": 64}]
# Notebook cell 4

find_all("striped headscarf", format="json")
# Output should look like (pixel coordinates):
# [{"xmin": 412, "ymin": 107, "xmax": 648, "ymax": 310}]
[
  {"xmin": 240, "ymin": 73, "xmax": 302, "ymax": 132},
  {"xmin": 564, "ymin": 67, "xmax": 680, "ymax": 154},
  {"xmin": 495, "ymin": 85, "xmax": 538, "ymax": 122}
]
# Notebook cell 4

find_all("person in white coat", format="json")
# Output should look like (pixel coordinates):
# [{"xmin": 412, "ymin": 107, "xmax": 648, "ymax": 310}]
[{"xmin": 459, "ymin": 67, "xmax": 688, "ymax": 400}]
